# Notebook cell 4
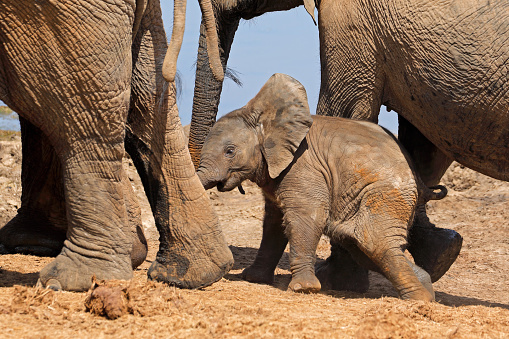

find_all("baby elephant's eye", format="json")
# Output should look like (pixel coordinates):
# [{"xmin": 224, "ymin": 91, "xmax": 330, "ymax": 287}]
[{"xmin": 225, "ymin": 146, "xmax": 236, "ymax": 158}]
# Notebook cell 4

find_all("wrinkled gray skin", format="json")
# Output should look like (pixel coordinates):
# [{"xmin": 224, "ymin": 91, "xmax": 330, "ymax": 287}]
[
  {"xmin": 198, "ymin": 74, "xmax": 445, "ymax": 301},
  {"xmin": 189, "ymin": 0, "xmax": 509, "ymax": 286},
  {"xmin": 0, "ymin": 0, "xmax": 233, "ymax": 291}
]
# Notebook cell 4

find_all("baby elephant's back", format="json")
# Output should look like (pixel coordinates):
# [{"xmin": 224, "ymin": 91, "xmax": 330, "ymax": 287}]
[
  {"xmin": 308, "ymin": 116, "xmax": 418, "ymax": 207},
  {"xmin": 310, "ymin": 116, "xmax": 413, "ymax": 173}
]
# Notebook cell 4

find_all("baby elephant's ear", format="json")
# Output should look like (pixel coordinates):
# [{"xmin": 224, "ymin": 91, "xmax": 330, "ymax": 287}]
[{"xmin": 247, "ymin": 74, "xmax": 313, "ymax": 179}]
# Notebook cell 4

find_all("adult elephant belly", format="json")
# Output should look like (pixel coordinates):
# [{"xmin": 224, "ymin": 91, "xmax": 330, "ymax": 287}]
[
  {"xmin": 385, "ymin": 73, "xmax": 509, "ymax": 182},
  {"xmin": 380, "ymin": 4, "xmax": 509, "ymax": 182}
]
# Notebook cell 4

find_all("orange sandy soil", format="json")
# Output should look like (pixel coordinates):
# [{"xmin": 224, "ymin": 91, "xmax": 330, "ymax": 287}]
[{"xmin": 0, "ymin": 137, "xmax": 508, "ymax": 338}]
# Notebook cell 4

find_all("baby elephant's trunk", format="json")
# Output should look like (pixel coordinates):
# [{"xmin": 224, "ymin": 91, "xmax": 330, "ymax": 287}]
[{"xmin": 419, "ymin": 185, "xmax": 448, "ymax": 204}]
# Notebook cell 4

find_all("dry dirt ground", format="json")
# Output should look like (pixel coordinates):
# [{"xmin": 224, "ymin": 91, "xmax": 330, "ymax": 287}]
[{"xmin": 0, "ymin": 135, "xmax": 508, "ymax": 338}]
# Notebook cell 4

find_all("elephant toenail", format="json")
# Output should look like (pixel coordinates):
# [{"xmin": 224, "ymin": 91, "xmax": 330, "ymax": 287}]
[{"xmin": 46, "ymin": 279, "xmax": 62, "ymax": 291}]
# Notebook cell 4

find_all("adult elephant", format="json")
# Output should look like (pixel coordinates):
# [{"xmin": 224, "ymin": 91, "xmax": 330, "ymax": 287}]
[
  {"xmin": 0, "ymin": 0, "xmax": 233, "ymax": 291},
  {"xmin": 187, "ymin": 0, "xmax": 509, "ymax": 287}
]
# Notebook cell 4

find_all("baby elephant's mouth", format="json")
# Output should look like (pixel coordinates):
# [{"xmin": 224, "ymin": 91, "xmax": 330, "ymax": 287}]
[
  {"xmin": 201, "ymin": 180, "xmax": 219, "ymax": 190},
  {"xmin": 217, "ymin": 177, "xmax": 241, "ymax": 192},
  {"xmin": 216, "ymin": 181, "xmax": 226, "ymax": 192},
  {"xmin": 197, "ymin": 170, "xmax": 240, "ymax": 192}
]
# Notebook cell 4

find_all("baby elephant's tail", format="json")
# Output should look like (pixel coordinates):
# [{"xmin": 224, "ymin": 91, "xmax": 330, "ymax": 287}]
[{"xmin": 419, "ymin": 185, "xmax": 448, "ymax": 204}]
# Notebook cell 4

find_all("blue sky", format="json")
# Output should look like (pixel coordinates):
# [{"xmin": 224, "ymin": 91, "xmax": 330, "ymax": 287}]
[{"xmin": 0, "ymin": 1, "xmax": 398, "ymax": 132}]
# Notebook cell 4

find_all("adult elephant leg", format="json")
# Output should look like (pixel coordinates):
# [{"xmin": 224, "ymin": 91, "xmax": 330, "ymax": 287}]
[
  {"xmin": 2, "ymin": 0, "xmax": 139, "ymax": 291},
  {"xmin": 37, "ymin": 71, "xmax": 135, "ymax": 290},
  {"xmin": 398, "ymin": 116, "xmax": 462, "ymax": 282},
  {"xmin": 39, "ymin": 139, "xmax": 133, "ymax": 291},
  {"xmin": 398, "ymin": 116, "xmax": 453, "ymax": 186},
  {"xmin": 126, "ymin": 0, "xmax": 233, "ymax": 289},
  {"xmin": 0, "ymin": 117, "xmax": 67, "ymax": 256},
  {"xmin": 0, "ymin": 118, "xmax": 147, "ymax": 267}
]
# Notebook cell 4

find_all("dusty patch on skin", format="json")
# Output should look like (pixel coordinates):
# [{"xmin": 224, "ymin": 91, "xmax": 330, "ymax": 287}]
[
  {"xmin": 365, "ymin": 188, "xmax": 414, "ymax": 223},
  {"xmin": 354, "ymin": 165, "xmax": 415, "ymax": 223},
  {"xmin": 354, "ymin": 165, "xmax": 380, "ymax": 184}
]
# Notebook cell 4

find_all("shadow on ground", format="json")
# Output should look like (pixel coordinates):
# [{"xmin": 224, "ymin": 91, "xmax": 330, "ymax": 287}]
[
  {"xmin": 0, "ymin": 269, "xmax": 39, "ymax": 288},
  {"xmin": 229, "ymin": 245, "xmax": 290, "ymax": 271},
  {"xmin": 227, "ymin": 245, "xmax": 509, "ymax": 309},
  {"xmin": 435, "ymin": 291, "xmax": 509, "ymax": 309}
]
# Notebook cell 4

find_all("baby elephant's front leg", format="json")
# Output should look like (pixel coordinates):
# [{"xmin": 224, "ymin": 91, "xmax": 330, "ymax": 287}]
[
  {"xmin": 286, "ymin": 212, "xmax": 323, "ymax": 293},
  {"xmin": 242, "ymin": 198, "xmax": 287, "ymax": 285}
]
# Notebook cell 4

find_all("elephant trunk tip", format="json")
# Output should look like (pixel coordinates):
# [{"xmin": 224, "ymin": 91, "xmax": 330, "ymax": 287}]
[{"xmin": 197, "ymin": 169, "xmax": 218, "ymax": 190}]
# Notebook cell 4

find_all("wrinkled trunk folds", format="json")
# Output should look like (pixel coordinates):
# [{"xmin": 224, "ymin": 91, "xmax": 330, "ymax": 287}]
[{"xmin": 189, "ymin": 14, "xmax": 240, "ymax": 168}]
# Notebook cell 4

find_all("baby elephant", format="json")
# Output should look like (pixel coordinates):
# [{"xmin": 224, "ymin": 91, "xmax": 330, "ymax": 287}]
[{"xmin": 197, "ymin": 74, "xmax": 446, "ymax": 301}]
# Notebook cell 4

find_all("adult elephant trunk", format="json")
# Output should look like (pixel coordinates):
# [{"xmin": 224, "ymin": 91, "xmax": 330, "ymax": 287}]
[
  {"xmin": 189, "ymin": 8, "xmax": 240, "ymax": 168},
  {"xmin": 163, "ymin": 0, "xmax": 224, "ymax": 83}
]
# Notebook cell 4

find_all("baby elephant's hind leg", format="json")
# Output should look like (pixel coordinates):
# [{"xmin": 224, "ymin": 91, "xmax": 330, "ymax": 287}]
[
  {"xmin": 406, "ymin": 258, "xmax": 434, "ymax": 299},
  {"xmin": 377, "ymin": 248, "xmax": 434, "ymax": 301},
  {"xmin": 348, "ymin": 209, "xmax": 434, "ymax": 301}
]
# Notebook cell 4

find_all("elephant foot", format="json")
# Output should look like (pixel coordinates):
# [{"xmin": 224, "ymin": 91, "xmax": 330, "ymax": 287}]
[
  {"xmin": 399, "ymin": 286, "xmax": 435, "ymax": 302},
  {"xmin": 0, "ymin": 208, "xmax": 147, "ymax": 270},
  {"xmin": 407, "ymin": 259, "xmax": 435, "ymax": 300},
  {"xmin": 288, "ymin": 271, "xmax": 321, "ymax": 293},
  {"xmin": 408, "ymin": 221, "xmax": 463, "ymax": 283},
  {"xmin": 0, "ymin": 209, "xmax": 66, "ymax": 257},
  {"xmin": 241, "ymin": 264, "xmax": 275, "ymax": 285},
  {"xmin": 38, "ymin": 247, "xmax": 133, "ymax": 292},
  {"xmin": 148, "ymin": 254, "xmax": 232, "ymax": 289},
  {"xmin": 315, "ymin": 247, "xmax": 370, "ymax": 293},
  {"xmin": 148, "ymin": 236, "xmax": 234, "ymax": 289}
]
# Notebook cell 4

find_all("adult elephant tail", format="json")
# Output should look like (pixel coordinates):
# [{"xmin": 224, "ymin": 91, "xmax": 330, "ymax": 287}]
[
  {"xmin": 419, "ymin": 184, "xmax": 448, "ymax": 204},
  {"xmin": 162, "ymin": 0, "xmax": 224, "ymax": 83}
]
